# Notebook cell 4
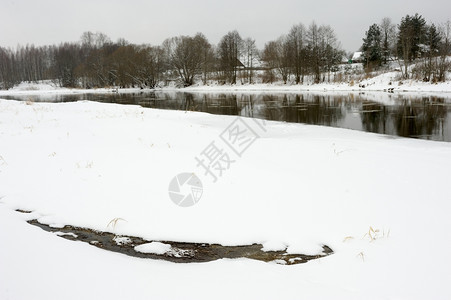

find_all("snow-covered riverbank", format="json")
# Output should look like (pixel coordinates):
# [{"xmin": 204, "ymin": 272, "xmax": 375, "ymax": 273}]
[
  {"xmin": 1, "ymin": 99, "xmax": 451, "ymax": 299},
  {"xmin": 1, "ymin": 73, "xmax": 451, "ymax": 97},
  {"xmin": 185, "ymin": 72, "xmax": 451, "ymax": 94}
]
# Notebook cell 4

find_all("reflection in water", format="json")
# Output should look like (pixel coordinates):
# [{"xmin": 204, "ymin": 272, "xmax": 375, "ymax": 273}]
[
  {"xmin": 3, "ymin": 91, "xmax": 451, "ymax": 142},
  {"xmin": 393, "ymin": 98, "xmax": 447, "ymax": 139},
  {"xmin": 360, "ymin": 102, "xmax": 387, "ymax": 134},
  {"xmin": 358, "ymin": 96, "xmax": 449, "ymax": 140}
]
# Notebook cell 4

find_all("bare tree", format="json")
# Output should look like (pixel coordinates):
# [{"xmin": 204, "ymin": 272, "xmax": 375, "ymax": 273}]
[
  {"xmin": 262, "ymin": 36, "xmax": 291, "ymax": 84},
  {"xmin": 194, "ymin": 33, "xmax": 214, "ymax": 85},
  {"xmin": 243, "ymin": 38, "xmax": 259, "ymax": 84},
  {"xmin": 380, "ymin": 17, "xmax": 397, "ymax": 64},
  {"xmin": 438, "ymin": 20, "xmax": 451, "ymax": 81},
  {"xmin": 163, "ymin": 33, "xmax": 212, "ymax": 86},
  {"xmin": 306, "ymin": 22, "xmax": 322, "ymax": 83},
  {"xmin": 397, "ymin": 14, "xmax": 427, "ymax": 78},
  {"xmin": 146, "ymin": 45, "xmax": 165, "ymax": 88},
  {"xmin": 287, "ymin": 23, "xmax": 307, "ymax": 84},
  {"xmin": 218, "ymin": 30, "xmax": 243, "ymax": 84},
  {"xmin": 0, "ymin": 47, "xmax": 18, "ymax": 89},
  {"xmin": 81, "ymin": 31, "xmax": 111, "ymax": 50},
  {"xmin": 53, "ymin": 43, "xmax": 82, "ymax": 87},
  {"xmin": 320, "ymin": 25, "xmax": 343, "ymax": 81}
]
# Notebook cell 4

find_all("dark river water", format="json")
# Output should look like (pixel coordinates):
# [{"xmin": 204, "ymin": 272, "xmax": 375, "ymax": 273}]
[{"xmin": 3, "ymin": 91, "xmax": 451, "ymax": 142}]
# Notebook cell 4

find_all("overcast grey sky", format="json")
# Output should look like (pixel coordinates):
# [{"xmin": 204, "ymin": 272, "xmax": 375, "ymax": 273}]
[{"xmin": 1, "ymin": 0, "xmax": 450, "ymax": 52}]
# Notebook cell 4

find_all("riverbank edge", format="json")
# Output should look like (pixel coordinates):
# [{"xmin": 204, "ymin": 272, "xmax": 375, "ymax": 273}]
[{"xmin": 1, "ymin": 81, "xmax": 451, "ymax": 97}]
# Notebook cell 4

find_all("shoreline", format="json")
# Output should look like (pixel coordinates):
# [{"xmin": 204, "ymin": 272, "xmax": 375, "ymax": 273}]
[{"xmin": 1, "ymin": 81, "xmax": 451, "ymax": 97}]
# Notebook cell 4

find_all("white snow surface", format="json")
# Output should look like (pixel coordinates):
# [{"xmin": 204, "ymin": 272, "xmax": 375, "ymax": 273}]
[
  {"xmin": 0, "ymin": 99, "xmax": 451, "ymax": 299},
  {"xmin": 134, "ymin": 242, "xmax": 172, "ymax": 255},
  {"xmin": 262, "ymin": 240, "xmax": 287, "ymax": 252}
]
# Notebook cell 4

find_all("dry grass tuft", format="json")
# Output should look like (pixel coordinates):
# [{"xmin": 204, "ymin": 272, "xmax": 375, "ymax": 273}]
[
  {"xmin": 107, "ymin": 217, "xmax": 127, "ymax": 229},
  {"xmin": 0, "ymin": 155, "xmax": 7, "ymax": 166},
  {"xmin": 357, "ymin": 252, "xmax": 365, "ymax": 262},
  {"xmin": 343, "ymin": 236, "xmax": 354, "ymax": 242},
  {"xmin": 363, "ymin": 226, "xmax": 390, "ymax": 242},
  {"xmin": 363, "ymin": 226, "xmax": 379, "ymax": 242}
]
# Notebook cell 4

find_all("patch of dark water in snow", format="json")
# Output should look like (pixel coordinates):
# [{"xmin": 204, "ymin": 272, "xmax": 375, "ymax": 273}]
[{"xmin": 25, "ymin": 217, "xmax": 332, "ymax": 265}]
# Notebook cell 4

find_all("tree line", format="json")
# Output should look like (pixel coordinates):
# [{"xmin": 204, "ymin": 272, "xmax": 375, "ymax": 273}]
[
  {"xmin": 1, "ymin": 14, "xmax": 450, "ymax": 90},
  {"xmin": 0, "ymin": 25, "xmax": 343, "ymax": 90},
  {"xmin": 361, "ymin": 14, "xmax": 451, "ymax": 81},
  {"xmin": 262, "ymin": 22, "xmax": 344, "ymax": 84}
]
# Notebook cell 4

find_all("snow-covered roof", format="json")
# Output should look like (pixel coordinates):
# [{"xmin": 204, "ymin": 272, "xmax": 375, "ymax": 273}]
[{"xmin": 352, "ymin": 52, "xmax": 363, "ymax": 61}]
